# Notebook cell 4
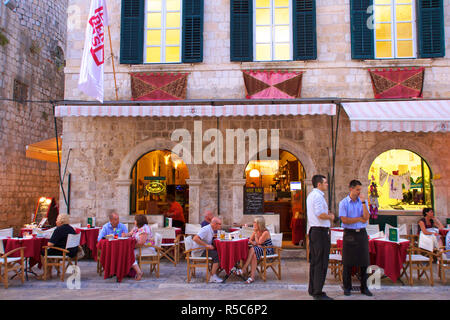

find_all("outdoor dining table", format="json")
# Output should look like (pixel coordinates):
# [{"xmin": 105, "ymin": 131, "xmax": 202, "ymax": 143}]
[
  {"xmin": 214, "ymin": 238, "xmax": 249, "ymax": 282},
  {"xmin": 76, "ymin": 227, "xmax": 101, "ymax": 258},
  {"xmin": 337, "ymin": 237, "xmax": 409, "ymax": 283},
  {"xmin": 2, "ymin": 236, "xmax": 48, "ymax": 280},
  {"xmin": 96, "ymin": 237, "xmax": 136, "ymax": 282}
]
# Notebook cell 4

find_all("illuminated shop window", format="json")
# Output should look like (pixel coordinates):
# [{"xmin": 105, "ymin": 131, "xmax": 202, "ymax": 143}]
[{"xmin": 368, "ymin": 149, "xmax": 433, "ymax": 211}]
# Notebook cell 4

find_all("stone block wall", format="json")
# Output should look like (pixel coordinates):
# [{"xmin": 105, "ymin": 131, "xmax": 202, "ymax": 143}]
[{"xmin": 0, "ymin": 0, "xmax": 67, "ymax": 231}]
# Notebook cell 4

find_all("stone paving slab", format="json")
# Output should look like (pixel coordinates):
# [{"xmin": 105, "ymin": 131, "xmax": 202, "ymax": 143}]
[{"xmin": 0, "ymin": 258, "xmax": 448, "ymax": 300}]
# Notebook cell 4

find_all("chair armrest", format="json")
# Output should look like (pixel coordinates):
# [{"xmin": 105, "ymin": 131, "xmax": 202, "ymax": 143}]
[
  {"xmin": 184, "ymin": 246, "xmax": 208, "ymax": 255},
  {"xmin": 42, "ymin": 246, "xmax": 70, "ymax": 254},
  {"xmin": 1, "ymin": 246, "xmax": 26, "ymax": 258}
]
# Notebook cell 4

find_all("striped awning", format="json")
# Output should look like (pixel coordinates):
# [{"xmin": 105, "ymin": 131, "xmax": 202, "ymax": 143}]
[
  {"xmin": 342, "ymin": 100, "xmax": 450, "ymax": 132},
  {"xmin": 54, "ymin": 104, "xmax": 336, "ymax": 117}
]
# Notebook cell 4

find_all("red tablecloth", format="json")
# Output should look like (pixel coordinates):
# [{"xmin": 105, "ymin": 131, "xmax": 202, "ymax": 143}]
[
  {"xmin": 229, "ymin": 227, "xmax": 240, "ymax": 232},
  {"xmin": 291, "ymin": 218, "xmax": 306, "ymax": 244},
  {"xmin": 337, "ymin": 238, "xmax": 409, "ymax": 282},
  {"xmin": 439, "ymin": 229, "xmax": 449, "ymax": 238},
  {"xmin": 214, "ymin": 239, "xmax": 249, "ymax": 275},
  {"xmin": 76, "ymin": 227, "xmax": 100, "ymax": 258},
  {"xmin": 19, "ymin": 228, "xmax": 33, "ymax": 237},
  {"xmin": 3, "ymin": 237, "xmax": 48, "ymax": 268},
  {"xmin": 96, "ymin": 238, "xmax": 136, "ymax": 282}
]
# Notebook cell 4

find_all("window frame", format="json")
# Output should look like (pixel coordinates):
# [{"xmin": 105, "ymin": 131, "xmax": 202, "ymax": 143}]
[
  {"xmin": 253, "ymin": 0, "xmax": 293, "ymax": 62},
  {"xmin": 143, "ymin": 0, "xmax": 184, "ymax": 64},
  {"xmin": 373, "ymin": 0, "xmax": 417, "ymax": 59}
]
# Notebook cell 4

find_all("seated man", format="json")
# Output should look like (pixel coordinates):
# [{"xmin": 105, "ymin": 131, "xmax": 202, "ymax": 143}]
[
  {"xmin": 97, "ymin": 210, "xmax": 128, "ymax": 242},
  {"xmin": 193, "ymin": 217, "xmax": 223, "ymax": 283},
  {"xmin": 201, "ymin": 210, "xmax": 214, "ymax": 227},
  {"xmin": 446, "ymin": 232, "xmax": 450, "ymax": 258}
]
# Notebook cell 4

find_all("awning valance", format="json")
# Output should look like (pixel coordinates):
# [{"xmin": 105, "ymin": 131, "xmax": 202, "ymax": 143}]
[
  {"xmin": 54, "ymin": 104, "xmax": 336, "ymax": 118},
  {"xmin": 342, "ymin": 100, "xmax": 450, "ymax": 132},
  {"xmin": 26, "ymin": 137, "xmax": 62, "ymax": 163}
]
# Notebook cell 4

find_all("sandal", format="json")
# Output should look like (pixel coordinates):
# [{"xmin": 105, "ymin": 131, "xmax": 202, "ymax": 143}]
[
  {"xmin": 235, "ymin": 268, "xmax": 243, "ymax": 276},
  {"xmin": 245, "ymin": 277, "xmax": 254, "ymax": 284}
]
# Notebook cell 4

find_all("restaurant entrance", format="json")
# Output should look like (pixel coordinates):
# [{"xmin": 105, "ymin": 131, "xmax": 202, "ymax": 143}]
[
  {"xmin": 243, "ymin": 149, "xmax": 306, "ymax": 245},
  {"xmin": 130, "ymin": 150, "xmax": 190, "ymax": 222}
]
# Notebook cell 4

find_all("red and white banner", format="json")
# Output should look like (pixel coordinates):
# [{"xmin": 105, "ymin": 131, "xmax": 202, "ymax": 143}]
[{"xmin": 78, "ymin": 0, "xmax": 109, "ymax": 102}]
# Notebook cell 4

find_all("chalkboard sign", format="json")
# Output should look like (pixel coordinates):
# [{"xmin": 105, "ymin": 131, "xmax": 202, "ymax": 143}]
[
  {"xmin": 244, "ymin": 187, "xmax": 264, "ymax": 215},
  {"xmin": 34, "ymin": 197, "xmax": 52, "ymax": 224}
]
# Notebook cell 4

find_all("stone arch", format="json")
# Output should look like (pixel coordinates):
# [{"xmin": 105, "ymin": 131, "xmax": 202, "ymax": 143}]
[
  {"xmin": 356, "ymin": 137, "xmax": 447, "ymax": 217},
  {"xmin": 231, "ymin": 137, "xmax": 318, "ymax": 183},
  {"xmin": 114, "ymin": 137, "xmax": 200, "ymax": 220},
  {"xmin": 117, "ymin": 137, "xmax": 199, "ymax": 181}
]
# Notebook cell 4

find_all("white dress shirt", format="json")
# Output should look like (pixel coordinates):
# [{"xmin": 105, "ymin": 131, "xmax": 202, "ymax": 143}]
[{"xmin": 306, "ymin": 188, "xmax": 330, "ymax": 233}]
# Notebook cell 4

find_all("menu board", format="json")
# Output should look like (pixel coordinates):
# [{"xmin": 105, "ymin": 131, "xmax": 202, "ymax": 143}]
[
  {"xmin": 244, "ymin": 187, "xmax": 264, "ymax": 215},
  {"xmin": 34, "ymin": 197, "xmax": 52, "ymax": 224}
]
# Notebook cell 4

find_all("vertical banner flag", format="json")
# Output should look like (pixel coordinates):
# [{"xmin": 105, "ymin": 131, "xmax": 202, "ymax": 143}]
[{"xmin": 78, "ymin": 0, "xmax": 109, "ymax": 102}]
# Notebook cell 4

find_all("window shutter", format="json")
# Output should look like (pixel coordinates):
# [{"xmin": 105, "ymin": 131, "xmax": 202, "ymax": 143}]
[
  {"xmin": 230, "ymin": 0, "xmax": 253, "ymax": 62},
  {"xmin": 293, "ymin": 0, "xmax": 317, "ymax": 60},
  {"xmin": 417, "ymin": 0, "xmax": 445, "ymax": 58},
  {"xmin": 120, "ymin": 0, "xmax": 144, "ymax": 64},
  {"xmin": 350, "ymin": 0, "xmax": 374, "ymax": 60},
  {"xmin": 182, "ymin": 0, "xmax": 204, "ymax": 63}
]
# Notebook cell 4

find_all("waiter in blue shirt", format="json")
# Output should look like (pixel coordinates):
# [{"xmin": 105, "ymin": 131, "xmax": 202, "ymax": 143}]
[{"xmin": 339, "ymin": 180, "xmax": 372, "ymax": 297}]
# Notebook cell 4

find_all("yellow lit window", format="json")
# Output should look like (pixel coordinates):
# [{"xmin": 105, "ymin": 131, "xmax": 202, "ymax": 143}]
[
  {"xmin": 145, "ymin": 0, "xmax": 182, "ymax": 63},
  {"xmin": 374, "ymin": 0, "xmax": 416, "ymax": 59},
  {"xmin": 254, "ymin": 0, "xmax": 291, "ymax": 61}
]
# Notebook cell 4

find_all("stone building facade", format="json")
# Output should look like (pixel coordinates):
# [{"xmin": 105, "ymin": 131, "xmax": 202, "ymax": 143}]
[
  {"xmin": 0, "ymin": 0, "xmax": 67, "ymax": 230},
  {"xmin": 60, "ymin": 0, "xmax": 450, "ymax": 229}
]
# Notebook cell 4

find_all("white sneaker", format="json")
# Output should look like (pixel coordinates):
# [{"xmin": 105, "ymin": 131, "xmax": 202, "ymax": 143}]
[{"xmin": 209, "ymin": 274, "xmax": 223, "ymax": 283}]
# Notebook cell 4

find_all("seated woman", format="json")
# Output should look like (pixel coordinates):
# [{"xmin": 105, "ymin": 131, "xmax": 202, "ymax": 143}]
[
  {"xmin": 122, "ymin": 214, "xmax": 155, "ymax": 281},
  {"xmin": 418, "ymin": 208, "xmax": 445, "ymax": 250},
  {"xmin": 39, "ymin": 213, "xmax": 77, "ymax": 277},
  {"xmin": 235, "ymin": 216, "xmax": 274, "ymax": 284}
]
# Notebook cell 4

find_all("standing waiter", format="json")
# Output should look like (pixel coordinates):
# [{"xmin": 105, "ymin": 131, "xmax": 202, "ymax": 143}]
[
  {"xmin": 307, "ymin": 175, "xmax": 335, "ymax": 300},
  {"xmin": 339, "ymin": 180, "xmax": 373, "ymax": 297}
]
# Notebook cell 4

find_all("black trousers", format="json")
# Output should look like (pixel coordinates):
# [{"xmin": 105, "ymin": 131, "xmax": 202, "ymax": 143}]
[
  {"xmin": 308, "ymin": 227, "xmax": 330, "ymax": 296},
  {"xmin": 343, "ymin": 265, "xmax": 368, "ymax": 291}
]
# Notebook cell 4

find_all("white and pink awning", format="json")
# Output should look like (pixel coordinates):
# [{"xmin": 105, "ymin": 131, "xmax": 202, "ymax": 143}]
[
  {"xmin": 342, "ymin": 100, "xmax": 450, "ymax": 132},
  {"xmin": 54, "ymin": 104, "xmax": 336, "ymax": 118}
]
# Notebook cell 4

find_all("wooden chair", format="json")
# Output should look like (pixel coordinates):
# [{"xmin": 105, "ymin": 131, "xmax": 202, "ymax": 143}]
[
  {"xmin": 96, "ymin": 248, "xmax": 103, "ymax": 275},
  {"xmin": 328, "ymin": 246, "xmax": 343, "ymax": 281},
  {"xmin": 136, "ymin": 233, "xmax": 163, "ymax": 278},
  {"xmin": 438, "ymin": 249, "xmax": 450, "ymax": 284},
  {"xmin": 42, "ymin": 233, "xmax": 81, "ymax": 281},
  {"xmin": 0, "ymin": 228, "xmax": 13, "ymax": 238},
  {"xmin": 256, "ymin": 233, "xmax": 283, "ymax": 281},
  {"xmin": 153, "ymin": 228, "xmax": 179, "ymax": 266},
  {"xmin": 178, "ymin": 223, "xmax": 201, "ymax": 262},
  {"xmin": 400, "ymin": 247, "xmax": 436, "ymax": 286},
  {"xmin": 183, "ymin": 236, "xmax": 213, "ymax": 283},
  {"xmin": 400, "ymin": 234, "xmax": 418, "ymax": 249},
  {"xmin": 0, "ymin": 241, "xmax": 25, "ymax": 289}
]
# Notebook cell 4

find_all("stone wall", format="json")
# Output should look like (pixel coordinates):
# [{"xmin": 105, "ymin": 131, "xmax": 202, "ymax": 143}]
[
  {"xmin": 61, "ymin": 115, "xmax": 450, "ymax": 227},
  {"xmin": 0, "ymin": 0, "xmax": 67, "ymax": 231}
]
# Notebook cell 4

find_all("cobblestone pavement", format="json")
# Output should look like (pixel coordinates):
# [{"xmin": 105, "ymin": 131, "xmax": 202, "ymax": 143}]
[{"xmin": 0, "ymin": 257, "xmax": 448, "ymax": 300}]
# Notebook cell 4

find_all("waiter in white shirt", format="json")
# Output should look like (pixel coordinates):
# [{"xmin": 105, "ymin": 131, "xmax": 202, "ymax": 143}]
[{"xmin": 307, "ymin": 175, "xmax": 335, "ymax": 300}]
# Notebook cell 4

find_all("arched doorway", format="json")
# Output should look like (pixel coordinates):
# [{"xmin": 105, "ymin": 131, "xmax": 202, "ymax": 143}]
[
  {"xmin": 368, "ymin": 149, "xmax": 433, "ymax": 213},
  {"xmin": 243, "ymin": 149, "xmax": 306, "ymax": 244},
  {"xmin": 130, "ymin": 150, "xmax": 190, "ymax": 222}
]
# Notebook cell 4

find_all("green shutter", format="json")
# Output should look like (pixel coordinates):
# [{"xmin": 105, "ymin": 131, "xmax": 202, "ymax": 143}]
[
  {"xmin": 417, "ymin": 0, "xmax": 445, "ymax": 58},
  {"xmin": 350, "ymin": 0, "xmax": 374, "ymax": 59},
  {"xmin": 230, "ymin": 0, "xmax": 253, "ymax": 62},
  {"xmin": 120, "ymin": 0, "xmax": 144, "ymax": 64},
  {"xmin": 182, "ymin": 0, "xmax": 204, "ymax": 63},
  {"xmin": 293, "ymin": 0, "xmax": 317, "ymax": 60}
]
